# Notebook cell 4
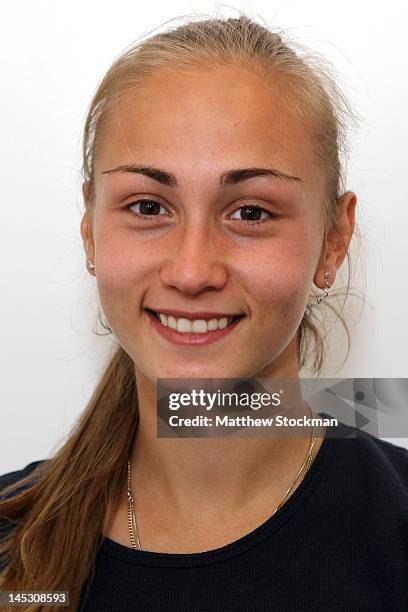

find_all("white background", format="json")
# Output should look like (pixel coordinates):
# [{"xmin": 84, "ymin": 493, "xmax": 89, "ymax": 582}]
[{"xmin": 1, "ymin": 0, "xmax": 407, "ymax": 473}]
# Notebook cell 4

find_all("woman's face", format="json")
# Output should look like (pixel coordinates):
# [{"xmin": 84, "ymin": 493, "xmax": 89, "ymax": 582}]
[{"xmin": 82, "ymin": 63, "xmax": 330, "ymax": 382}]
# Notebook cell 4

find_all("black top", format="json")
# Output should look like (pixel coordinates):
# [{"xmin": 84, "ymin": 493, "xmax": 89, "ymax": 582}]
[{"xmin": 1, "ymin": 425, "xmax": 408, "ymax": 611}]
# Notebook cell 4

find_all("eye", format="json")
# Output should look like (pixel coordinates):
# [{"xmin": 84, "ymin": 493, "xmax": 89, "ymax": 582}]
[
  {"xmin": 125, "ymin": 199, "xmax": 170, "ymax": 222},
  {"xmin": 229, "ymin": 204, "xmax": 278, "ymax": 226},
  {"xmin": 125, "ymin": 199, "xmax": 279, "ymax": 227}
]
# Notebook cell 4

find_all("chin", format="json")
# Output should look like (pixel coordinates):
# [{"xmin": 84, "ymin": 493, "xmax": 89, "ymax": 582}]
[{"xmin": 152, "ymin": 364, "xmax": 231, "ymax": 382}]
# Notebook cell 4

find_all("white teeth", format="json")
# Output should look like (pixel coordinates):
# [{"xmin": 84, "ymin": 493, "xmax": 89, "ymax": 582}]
[
  {"xmin": 207, "ymin": 318, "xmax": 218, "ymax": 331},
  {"xmin": 192, "ymin": 319, "xmax": 207, "ymax": 333},
  {"xmin": 159, "ymin": 313, "xmax": 168, "ymax": 326},
  {"xmin": 167, "ymin": 315, "xmax": 177, "ymax": 330},
  {"xmin": 177, "ymin": 318, "xmax": 192, "ymax": 333},
  {"xmin": 155, "ymin": 313, "xmax": 235, "ymax": 333}
]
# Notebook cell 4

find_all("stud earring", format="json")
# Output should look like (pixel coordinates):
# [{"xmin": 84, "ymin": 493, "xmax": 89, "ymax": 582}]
[{"xmin": 315, "ymin": 271, "xmax": 332, "ymax": 304}]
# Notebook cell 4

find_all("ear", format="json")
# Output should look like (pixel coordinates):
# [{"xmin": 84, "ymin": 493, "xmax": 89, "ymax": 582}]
[
  {"xmin": 314, "ymin": 191, "xmax": 357, "ymax": 287},
  {"xmin": 80, "ymin": 181, "xmax": 95, "ymax": 263}
]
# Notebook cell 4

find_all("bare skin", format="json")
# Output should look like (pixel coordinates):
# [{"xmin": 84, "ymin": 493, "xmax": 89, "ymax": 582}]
[{"xmin": 81, "ymin": 63, "xmax": 356, "ymax": 553}]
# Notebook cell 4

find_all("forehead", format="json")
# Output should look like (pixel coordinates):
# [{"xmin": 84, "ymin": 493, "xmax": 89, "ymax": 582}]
[{"xmin": 94, "ymin": 64, "xmax": 322, "ymax": 189}]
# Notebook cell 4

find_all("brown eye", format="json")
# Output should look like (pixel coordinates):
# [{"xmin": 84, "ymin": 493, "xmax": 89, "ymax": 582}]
[
  {"xmin": 126, "ymin": 199, "xmax": 170, "ymax": 222},
  {"xmin": 229, "ymin": 205, "xmax": 277, "ymax": 226},
  {"xmin": 239, "ymin": 206, "xmax": 263, "ymax": 221},
  {"xmin": 127, "ymin": 199, "xmax": 164, "ymax": 215}
]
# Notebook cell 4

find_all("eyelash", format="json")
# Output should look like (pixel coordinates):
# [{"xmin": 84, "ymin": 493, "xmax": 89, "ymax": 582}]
[{"xmin": 125, "ymin": 199, "xmax": 278, "ymax": 227}]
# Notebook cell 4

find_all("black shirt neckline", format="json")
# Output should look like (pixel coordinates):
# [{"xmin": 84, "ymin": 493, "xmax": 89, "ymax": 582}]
[{"xmin": 100, "ymin": 432, "xmax": 336, "ymax": 568}]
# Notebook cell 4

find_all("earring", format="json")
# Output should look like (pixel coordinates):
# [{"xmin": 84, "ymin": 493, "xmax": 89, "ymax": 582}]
[
  {"xmin": 87, "ymin": 259, "xmax": 96, "ymax": 273},
  {"xmin": 315, "ymin": 271, "xmax": 332, "ymax": 304}
]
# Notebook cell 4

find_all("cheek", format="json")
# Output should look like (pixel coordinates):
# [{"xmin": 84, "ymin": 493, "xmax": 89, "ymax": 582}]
[
  {"xmin": 238, "ymin": 230, "xmax": 315, "ymax": 323},
  {"xmin": 93, "ymin": 221, "xmax": 158, "ymax": 292}
]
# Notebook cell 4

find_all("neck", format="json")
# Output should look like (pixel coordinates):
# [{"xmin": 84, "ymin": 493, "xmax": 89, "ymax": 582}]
[{"xmin": 128, "ymin": 371, "xmax": 325, "ymax": 519}]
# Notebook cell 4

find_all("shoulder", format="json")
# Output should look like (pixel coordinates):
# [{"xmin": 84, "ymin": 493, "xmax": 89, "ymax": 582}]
[
  {"xmin": 0, "ymin": 460, "xmax": 48, "ymax": 498},
  {"xmin": 0, "ymin": 460, "xmax": 48, "ymax": 566},
  {"xmin": 333, "ymin": 425, "xmax": 408, "ymax": 463},
  {"xmin": 359, "ymin": 435, "xmax": 408, "ymax": 478},
  {"xmin": 328, "ymin": 424, "xmax": 408, "ymax": 497}
]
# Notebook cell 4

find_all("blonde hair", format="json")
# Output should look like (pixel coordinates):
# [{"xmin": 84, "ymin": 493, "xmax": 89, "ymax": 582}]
[{"xmin": 0, "ymin": 13, "xmax": 363, "ymax": 610}]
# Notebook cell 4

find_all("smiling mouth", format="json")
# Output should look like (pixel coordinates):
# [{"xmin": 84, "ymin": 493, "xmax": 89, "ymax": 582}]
[{"xmin": 145, "ymin": 309, "xmax": 245, "ymax": 333}]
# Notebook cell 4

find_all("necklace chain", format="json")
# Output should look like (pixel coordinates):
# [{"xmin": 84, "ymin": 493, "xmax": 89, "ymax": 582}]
[{"xmin": 127, "ymin": 403, "xmax": 318, "ymax": 551}]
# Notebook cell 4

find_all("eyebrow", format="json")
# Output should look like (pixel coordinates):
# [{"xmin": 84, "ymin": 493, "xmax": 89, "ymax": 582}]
[{"xmin": 101, "ymin": 164, "xmax": 303, "ymax": 187}]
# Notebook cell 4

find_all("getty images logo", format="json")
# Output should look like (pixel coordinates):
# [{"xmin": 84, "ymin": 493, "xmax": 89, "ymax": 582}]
[{"xmin": 167, "ymin": 388, "xmax": 282, "ymax": 411}]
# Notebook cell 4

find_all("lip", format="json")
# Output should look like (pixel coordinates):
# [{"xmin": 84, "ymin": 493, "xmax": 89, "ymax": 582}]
[
  {"xmin": 145, "ymin": 309, "xmax": 244, "ymax": 346},
  {"xmin": 144, "ymin": 307, "xmax": 243, "ymax": 320}
]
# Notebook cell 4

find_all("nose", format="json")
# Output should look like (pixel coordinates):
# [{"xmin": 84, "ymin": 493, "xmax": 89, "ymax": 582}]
[{"xmin": 159, "ymin": 222, "xmax": 228, "ymax": 295}]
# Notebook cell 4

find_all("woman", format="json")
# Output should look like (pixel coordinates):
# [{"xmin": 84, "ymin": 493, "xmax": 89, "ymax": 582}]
[{"xmin": 1, "ymin": 13, "xmax": 408, "ymax": 612}]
